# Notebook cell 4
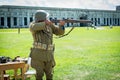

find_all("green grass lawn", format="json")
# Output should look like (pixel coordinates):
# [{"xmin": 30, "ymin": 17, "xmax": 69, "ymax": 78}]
[{"xmin": 0, "ymin": 26, "xmax": 120, "ymax": 80}]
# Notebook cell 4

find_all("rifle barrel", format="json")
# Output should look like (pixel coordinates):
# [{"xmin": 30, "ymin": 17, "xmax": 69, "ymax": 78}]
[{"xmin": 50, "ymin": 19, "xmax": 93, "ymax": 23}]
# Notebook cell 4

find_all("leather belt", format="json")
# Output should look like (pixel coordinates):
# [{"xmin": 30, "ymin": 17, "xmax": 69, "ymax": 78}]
[{"xmin": 33, "ymin": 42, "xmax": 54, "ymax": 50}]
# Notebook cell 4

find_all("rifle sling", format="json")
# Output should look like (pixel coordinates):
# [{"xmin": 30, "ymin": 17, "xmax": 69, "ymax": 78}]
[{"xmin": 55, "ymin": 26, "xmax": 75, "ymax": 38}]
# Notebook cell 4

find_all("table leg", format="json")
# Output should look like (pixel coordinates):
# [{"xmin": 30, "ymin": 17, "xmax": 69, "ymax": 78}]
[
  {"xmin": 14, "ymin": 69, "xmax": 18, "ymax": 80},
  {"xmin": 0, "ymin": 70, "xmax": 4, "ymax": 80},
  {"xmin": 21, "ymin": 68, "xmax": 25, "ymax": 80}
]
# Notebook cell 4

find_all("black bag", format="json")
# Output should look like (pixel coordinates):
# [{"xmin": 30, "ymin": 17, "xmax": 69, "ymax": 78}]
[{"xmin": 0, "ymin": 56, "xmax": 11, "ymax": 63}]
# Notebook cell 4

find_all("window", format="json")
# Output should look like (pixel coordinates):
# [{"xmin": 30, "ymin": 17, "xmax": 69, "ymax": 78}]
[
  {"xmin": 107, "ymin": 18, "xmax": 109, "ymax": 26},
  {"xmin": 7, "ymin": 17, "xmax": 11, "ymax": 28},
  {"xmin": 91, "ymin": 18, "xmax": 93, "ymax": 21},
  {"xmin": 115, "ymin": 18, "xmax": 117, "ymax": 25},
  {"xmin": 95, "ymin": 18, "xmax": 97, "ymax": 26},
  {"xmin": 24, "ymin": 17, "xmax": 27, "ymax": 25},
  {"xmin": 98, "ymin": 18, "xmax": 100, "ymax": 24},
  {"xmin": 49, "ymin": 17, "xmax": 53, "ymax": 20},
  {"xmin": 110, "ymin": 18, "xmax": 113, "ymax": 25},
  {"xmin": 14, "ymin": 17, "xmax": 17, "ymax": 26},
  {"xmin": 54, "ymin": 18, "xmax": 57, "ymax": 25},
  {"xmin": 30, "ymin": 17, "xmax": 33, "ymax": 22},
  {"xmin": 118, "ymin": 18, "xmax": 120, "ymax": 26},
  {"xmin": 104, "ymin": 18, "xmax": 106, "ymax": 25},
  {"xmin": 1, "ymin": 17, "xmax": 4, "ymax": 26}
]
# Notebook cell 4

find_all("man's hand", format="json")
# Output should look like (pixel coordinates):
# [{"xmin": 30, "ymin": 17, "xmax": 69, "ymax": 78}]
[
  {"xmin": 59, "ymin": 20, "xmax": 65, "ymax": 26},
  {"xmin": 45, "ymin": 20, "xmax": 65, "ymax": 26},
  {"xmin": 45, "ymin": 20, "xmax": 53, "ymax": 26}
]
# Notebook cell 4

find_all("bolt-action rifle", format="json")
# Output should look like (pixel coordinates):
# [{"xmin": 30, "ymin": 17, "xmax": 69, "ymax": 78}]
[
  {"xmin": 50, "ymin": 19, "xmax": 93, "ymax": 38},
  {"xmin": 50, "ymin": 19, "xmax": 93, "ymax": 23}
]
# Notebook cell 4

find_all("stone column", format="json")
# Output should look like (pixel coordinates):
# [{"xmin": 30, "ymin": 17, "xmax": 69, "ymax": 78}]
[
  {"xmin": 4, "ymin": 17, "xmax": 7, "ymax": 28},
  {"xmin": 0, "ymin": 17, "xmax": 1, "ymax": 27},
  {"xmin": 22, "ymin": 17, "xmax": 24, "ymax": 27},
  {"xmin": 19, "ymin": 17, "xmax": 23, "ymax": 28},
  {"xmin": 27, "ymin": 12, "xmax": 30, "ymax": 27},
  {"xmin": 17, "ymin": 17, "xmax": 19, "ymax": 28},
  {"xmin": 113, "ymin": 18, "xmax": 115, "ymax": 25},
  {"xmin": 11, "ymin": 17, "xmax": 13, "ymax": 28}
]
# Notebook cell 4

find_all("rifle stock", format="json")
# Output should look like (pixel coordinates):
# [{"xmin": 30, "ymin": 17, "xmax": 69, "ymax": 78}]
[{"xmin": 50, "ymin": 19, "xmax": 93, "ymax": 23}]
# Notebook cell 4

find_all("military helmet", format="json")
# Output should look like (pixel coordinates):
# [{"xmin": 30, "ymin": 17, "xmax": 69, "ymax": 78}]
[{"xmin": 35, "ymin": 10, "xmax": 49, "ymax": 22}]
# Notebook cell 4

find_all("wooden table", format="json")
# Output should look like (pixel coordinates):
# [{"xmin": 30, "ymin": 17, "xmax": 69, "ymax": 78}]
[{"xmin": 0, "ymin": 62, "xmax": 25, "ymax": 80}]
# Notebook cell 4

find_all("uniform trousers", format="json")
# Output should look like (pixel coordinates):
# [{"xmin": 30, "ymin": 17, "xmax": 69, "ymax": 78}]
[
  {"xmin": 31, "ymin": 59, "xmax": 53, "ymax": 80},
  {"xmin": 30, "ymin": 48, "xmax": 55, "ymax": 80}
]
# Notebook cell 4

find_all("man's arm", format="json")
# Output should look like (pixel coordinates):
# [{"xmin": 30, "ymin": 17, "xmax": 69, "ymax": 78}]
[
  {"xmin": 45, "ymin": 20, "xmax": 65, "ymax": 35},
  {"xmin": 29, "ymin": 22, "xmax": 46, "ymax": 32},
  {"xmin": 51, "ymin": 24, "xmax": 65, "ymax": 35}
]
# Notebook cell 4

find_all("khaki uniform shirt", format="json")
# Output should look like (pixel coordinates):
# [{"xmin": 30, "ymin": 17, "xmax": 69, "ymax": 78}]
[
  {"xmin": 29, "ymin": 22, "xmax": 65, "ymax": 62},
  {"xmin": 30, "ymin": 22, "xmax": 65, "ymax": 44}
]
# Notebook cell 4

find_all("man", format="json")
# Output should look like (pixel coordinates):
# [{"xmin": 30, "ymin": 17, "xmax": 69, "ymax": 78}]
[{"xmin": 29, "ymin": 10, "xmax": 65, "ymax": 80}]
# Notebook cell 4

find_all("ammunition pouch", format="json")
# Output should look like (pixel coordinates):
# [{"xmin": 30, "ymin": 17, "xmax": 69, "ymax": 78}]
[{"xmin": 33, "ymin": 42, "xmax": 54, "ymax": 51}]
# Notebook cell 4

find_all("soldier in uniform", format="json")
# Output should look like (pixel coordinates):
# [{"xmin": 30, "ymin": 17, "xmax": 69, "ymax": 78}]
[{"xmin": 29, "ymin": 10, "xmax": 65, "ymax": 80}]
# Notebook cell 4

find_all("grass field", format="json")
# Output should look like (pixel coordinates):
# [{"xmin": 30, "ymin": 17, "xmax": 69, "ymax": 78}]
[{"xmin": 0, "ymin": 26, "xmax": 120, "ymax": 80}]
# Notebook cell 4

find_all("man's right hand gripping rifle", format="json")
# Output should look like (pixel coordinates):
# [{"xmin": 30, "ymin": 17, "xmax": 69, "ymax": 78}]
[{"xmin": 45, "ymin": 19, "xmax": 65, "ymax": 30}]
